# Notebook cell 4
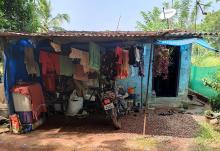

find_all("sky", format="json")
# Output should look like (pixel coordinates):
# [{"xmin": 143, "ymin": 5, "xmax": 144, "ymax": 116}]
[{"xmin": 51, "ymin": 0, "xmax": 220, "ymax": 31}]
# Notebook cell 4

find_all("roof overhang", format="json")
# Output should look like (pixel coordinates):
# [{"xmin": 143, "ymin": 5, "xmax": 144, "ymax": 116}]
[{"xmin": 0, "ymin": 30, "xmax": 218, "ymax": 44}]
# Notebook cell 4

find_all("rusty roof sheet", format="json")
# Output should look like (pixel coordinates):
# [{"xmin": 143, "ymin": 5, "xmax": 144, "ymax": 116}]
[
  {"xmin": 0, "ymin": 30, "xmax": 218, "ymax": 38},
  {"xmin": 167, "ymin": 31, "xmax": 220, "ymax": 37},
  {"xmin": 0, "ymin": 31, "xmax": 167, "ymax": 38}
]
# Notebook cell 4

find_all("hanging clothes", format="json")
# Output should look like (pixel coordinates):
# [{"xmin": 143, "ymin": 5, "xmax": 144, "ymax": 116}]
[
  {"xmin": 135, "ymin": 47, "xmax": 141, "ymax": 62},
  {"xmin": 69, "ymin": 48, "xmax": 90, "ymax": 72},
  {"xmin": 69, "ymin": 48, "xmax": 82, "ymax": 65},
  {"xmin": 24, "ymin": 47, "xmax": 40, "ymax": 76},
  {"xmin": 130, "ymin": 66, "xmax": 138, "ymax": 77},
  {"xmin": 115, "ymin": 47, "xmax": 123, "ymax": 64},
  {"xmin": 4, "ymin": 39, "xmax": 33, "ymax": 114},
  {"xmin": 116, "ymin": 49, "xmax": 129, "ymax": 79},
  {"xmin": 137, "ymin": 46, "xmax": 144, "ymax": 76},
  {"xmin": 129, "ymin": 46, "xmax": 136, "ymax": 65},
  {"xmin": 42, "ymin": 74, "xmax": 56, "ymax": 92},
  {"xmin": 81, "ymin": 51, "xmax": 90, "ymax": 72},
  {"xmin": 11, "ymin": 83, "xmax": 47, "ymax": 120},
  {"xmin": 39, "ymin": 51, "xmax": 60, "ymax": 92},
  {"xmin": 73, "ymin": 64, "xmax": 88, "ymax": 81},
  {"xmin": 153, "ymin": 47, "xmax": 169, "ymax": 79},
  {"xmin": 69, "ymin": 48, "xmax": 82, "ymax": 59},
  {"xmin": 101, "ymin": 51, "xmax": 117, "ymax": 80},
  {"xmin": 39, "ymin": 51, "xmax": 60, "ymax": 75},
  {"xmin": 59, "ymin": 55, "xmax": 74, "ymax": 76},
  {"xmin": 89, "ymin": 42, "xmax": 101, "ymax": 70},
  {"xmin": 50, "ymin": 42, "xmax": 61, "ymax": 52}
]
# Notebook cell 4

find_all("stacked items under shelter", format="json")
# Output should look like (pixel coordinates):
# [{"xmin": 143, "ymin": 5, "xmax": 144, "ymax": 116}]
[
  {"xmin": 4, "ymin": 40, "xmax": 47, "ymax": 133},
  {"xmin": 4, "ymin": 38, "xmax": 145, "ymax": 133},
  {"xmin": 100, "ymin": 45, "xmax": 145, "ymax": 111}
]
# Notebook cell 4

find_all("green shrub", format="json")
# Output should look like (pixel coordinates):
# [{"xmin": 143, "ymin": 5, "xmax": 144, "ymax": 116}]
[
  {"xmin": 202, "ymin": 70, "xmax": 220, "ymax": 110},
  {"xmin": 210, "ymin": 94, "xmax": 220, "ymax": 111}
]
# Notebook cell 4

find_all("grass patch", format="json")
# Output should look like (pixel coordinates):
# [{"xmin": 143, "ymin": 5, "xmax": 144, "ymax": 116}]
[
  {"xmin": 135, "ymin": 137, "xmax": 157, "ymax": 147},
  {"xmin": 195, "ymin": 122, "xmax": 220, "ymax": 150},
  {"xmin": 192, "ymin": 50, "xmax": 220, "ymax": 67},
  {"xmin": 129, "ymin": 136, "xmax": 158, "ymax": 150}
]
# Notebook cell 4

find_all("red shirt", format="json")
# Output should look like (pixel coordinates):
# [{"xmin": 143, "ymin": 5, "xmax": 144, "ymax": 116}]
[
  {"xmin": 39, "ymin": 51, "xmax": 60, "ymax": 75},
  {"xmin": 115, "ymin": 47, "xmax": 123, "ymax": 65}
]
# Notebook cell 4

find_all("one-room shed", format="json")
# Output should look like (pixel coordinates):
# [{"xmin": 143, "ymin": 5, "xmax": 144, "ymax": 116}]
[{"xmin": 0, "ymin": 31, "xmax": 215, "ymax": 117}]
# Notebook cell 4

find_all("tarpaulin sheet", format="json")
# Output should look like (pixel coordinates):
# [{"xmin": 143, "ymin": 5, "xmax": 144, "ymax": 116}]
[
  {"xmin": 4, "ymin": 39, "xmax": 34, "ymax": 114},
  {"xmin": 156, "ymin": 38, "xmax": 217, "ymax": 51}
]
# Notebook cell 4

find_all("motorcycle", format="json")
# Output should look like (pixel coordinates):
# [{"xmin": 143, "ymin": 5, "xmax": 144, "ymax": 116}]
[
  {"xmin": 102, "ymin": 91, "xmax": 122, "ymax": 129},
  {"xmin": 82, "ymin": 85, "xmax": 127, "ymax": 129}
]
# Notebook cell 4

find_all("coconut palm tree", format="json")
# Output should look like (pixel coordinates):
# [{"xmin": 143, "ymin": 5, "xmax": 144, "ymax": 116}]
[{"xmin": 37, "ymin": 0, "xmax": 70, "ymax": 32}]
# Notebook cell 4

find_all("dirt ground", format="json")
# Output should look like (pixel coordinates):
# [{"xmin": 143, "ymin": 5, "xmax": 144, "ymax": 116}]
[{"xmin": 0, "ymin": 110, "xmax": 219, "ymax": 151}]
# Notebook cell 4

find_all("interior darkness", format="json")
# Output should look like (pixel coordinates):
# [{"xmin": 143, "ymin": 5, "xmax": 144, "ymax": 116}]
[{"xmin": 153, "ymin": 46, "xmax": 180, "ymax": 97}]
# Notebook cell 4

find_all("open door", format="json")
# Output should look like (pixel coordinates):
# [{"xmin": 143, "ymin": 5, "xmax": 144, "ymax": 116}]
[{"xmin": 152, "ymin": 46, "xmax": 180, "ymax": 97}]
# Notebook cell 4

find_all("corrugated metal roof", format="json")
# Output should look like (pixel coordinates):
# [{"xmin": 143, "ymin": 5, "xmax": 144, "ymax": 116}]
[
  {"xmin": 167, "ymin": 31, "xmax": 220, "ymax": 37},
  {"xmin": 0, "ymin": 31, "xmax": 167, "ymax": 38},
  {"xmin": 0, "ymin": 30, "xmax": 218, "ymax": 38}
]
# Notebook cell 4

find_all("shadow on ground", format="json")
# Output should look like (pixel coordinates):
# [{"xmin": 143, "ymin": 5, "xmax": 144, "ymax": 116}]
[
  {"xmin": 36, "ymin": 110, "xmax": 200, "ymax": 138},
  {"xmin": 0, "ymin": 110, "xmax": 203, "ymax": 151}
]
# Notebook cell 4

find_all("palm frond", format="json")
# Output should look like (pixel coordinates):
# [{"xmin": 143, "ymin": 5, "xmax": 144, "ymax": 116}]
[{"xmin": 49, "ymin": 13, "xmax": 70, "ymax": 26}]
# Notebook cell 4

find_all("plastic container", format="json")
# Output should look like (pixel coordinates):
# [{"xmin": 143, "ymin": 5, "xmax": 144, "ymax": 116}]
[
  {"xmin": 127, "ymin": 87, "xmax": 135, "ymax": 94},
  {"xmin": 12, "ymin": 93, "xmax": 32, "ymax": 112}
]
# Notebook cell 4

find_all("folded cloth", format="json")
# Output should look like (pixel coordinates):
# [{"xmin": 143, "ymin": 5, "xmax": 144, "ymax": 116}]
[{"xmin": 12, "ymin": 83, "xmax": 47, "ymax": 120}]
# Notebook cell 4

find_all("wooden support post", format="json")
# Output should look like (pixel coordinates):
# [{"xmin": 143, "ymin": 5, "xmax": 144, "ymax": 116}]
[{"xmin": 143, "ymin": 43, "xmax": 153, "ymax": 135}]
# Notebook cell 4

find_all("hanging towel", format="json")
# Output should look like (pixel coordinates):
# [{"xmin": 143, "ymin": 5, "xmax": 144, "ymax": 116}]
[
  {"xmin": 24, "ymin": 47, "xmax": 39, "ymax": 76},
  {"xmin": 59, "ymin": 55, "xmax": 74, "ymax": 76},
  {"xmin": 89, "ymin": 42, "xmax": 101, "ymax": 70},
  {"xmin": 69, "ymin": 48, "xmax": 81, "ymax": 59},
  {"xmin": 69, "ymin": 48, "xmax": 90, "ymax": 72},
  {"xmin": 81, "ymin": 51, "xmax": 90, "ymax": 72}
]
